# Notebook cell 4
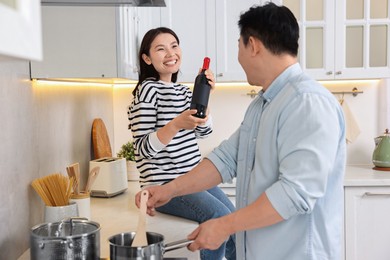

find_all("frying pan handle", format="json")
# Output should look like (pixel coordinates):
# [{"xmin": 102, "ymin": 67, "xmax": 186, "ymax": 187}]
[{"xmin": 164, "ymin": 239, "xmax": 193, "ymax": 252}]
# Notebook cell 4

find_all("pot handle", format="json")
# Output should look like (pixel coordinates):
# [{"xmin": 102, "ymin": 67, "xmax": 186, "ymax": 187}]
[
  {"xmin": 37, "ymin": 238, "xmax": 74, "ymax": 249},
  {"xmin": 164, "ymin": 239, "xmax": 193, "ymax": 252}
]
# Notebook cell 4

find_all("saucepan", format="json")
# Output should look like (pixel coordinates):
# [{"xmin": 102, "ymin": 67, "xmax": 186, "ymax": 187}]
[{"xmin": 109, "ymin": 231, "xmax": 192, "ymax": 260}]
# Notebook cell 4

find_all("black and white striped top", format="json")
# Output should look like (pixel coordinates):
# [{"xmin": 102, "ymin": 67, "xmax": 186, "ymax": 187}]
[{"xmin": 128, "ymin": 80, "xmax": 212, "ymax": 187}]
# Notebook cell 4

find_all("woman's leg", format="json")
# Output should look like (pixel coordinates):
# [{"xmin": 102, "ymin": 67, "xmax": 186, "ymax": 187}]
[
  {"xmin": 156, "ymin": 189, "xmax": 236, "ymax": 260},
  {"xmin": 205, "ymin": 187, "xmax": 236, "ymax": 260}
]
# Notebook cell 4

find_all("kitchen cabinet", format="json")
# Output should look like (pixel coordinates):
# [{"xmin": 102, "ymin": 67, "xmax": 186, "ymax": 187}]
[
  {"xmin": 30, "ymin": 6, "xmax": 135, "ymax": 80},
  {"xmin": 0, "ymin": 0, "xmax": 42, "ymax": 61},
  {"xmin": 132, "ymin": 0, "xmax": 261, "ymax": 82},
  {"xmin": 272, "ymin": 0, "xmax": 390, "ymax": 80},
  {"xmin": 344, "ymin": 166, "xmax": 390, "ymax": 260}
]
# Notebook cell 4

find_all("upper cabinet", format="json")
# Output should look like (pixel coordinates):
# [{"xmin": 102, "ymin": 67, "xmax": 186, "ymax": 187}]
[
  {"xmin": 132, "ymin": 0, "xmax": 261, "ymax": 82},
  {"xmin": 215, "ymin": 0, "xmax": 263, "ymax": 82},
  {"xmin": 30, "ymin": 6, "xmax": 120, "ymax": 79},
  {"xmin": 0, "ymin": 0, "xmax": 42, "ymax": 61},
  {"xmin": 272, "ymin": 0, "xmax": 390, "ymax": 80}
]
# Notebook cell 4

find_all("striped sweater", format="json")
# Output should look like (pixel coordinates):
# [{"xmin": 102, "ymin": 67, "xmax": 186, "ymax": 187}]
[{"xmin": 128, "ymin": 80, "xmax": 213, "ymax": 187}]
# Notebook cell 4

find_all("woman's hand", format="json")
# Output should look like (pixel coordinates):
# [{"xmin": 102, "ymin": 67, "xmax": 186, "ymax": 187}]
[
  {"xmin": 171, "ymin": 109, "xmax": 208, "ymax": 130},
  {"xmin": 199, "ymin": 68, "xmax": 216, "ymax": 91}
]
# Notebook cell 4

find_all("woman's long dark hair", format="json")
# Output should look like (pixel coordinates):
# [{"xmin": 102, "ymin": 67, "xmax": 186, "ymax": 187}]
[{"xmin": 132, "ymin": 27, "xmax": 180, "ymax": 97}]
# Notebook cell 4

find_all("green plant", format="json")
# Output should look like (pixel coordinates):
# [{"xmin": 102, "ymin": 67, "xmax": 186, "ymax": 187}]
[{"xmin": 117, "ymin": 141, "xmax": 135, "ymax": 161}]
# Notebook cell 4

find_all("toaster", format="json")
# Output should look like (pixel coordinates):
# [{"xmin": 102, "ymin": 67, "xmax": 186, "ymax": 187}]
[{"xmin": 89, "ymin": 157, "xmax": 128, "ymax": 197}]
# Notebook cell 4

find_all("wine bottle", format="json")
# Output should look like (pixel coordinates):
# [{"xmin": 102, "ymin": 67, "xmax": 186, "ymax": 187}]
[{"xmin": 190, "ymin": 57, "xmax": 211, "ymax": 118}]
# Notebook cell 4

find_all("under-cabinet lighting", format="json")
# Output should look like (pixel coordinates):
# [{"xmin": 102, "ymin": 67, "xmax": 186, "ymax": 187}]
[{"xmin": 32, "ymin": 79, "xmax": 114, "ymax": 88}]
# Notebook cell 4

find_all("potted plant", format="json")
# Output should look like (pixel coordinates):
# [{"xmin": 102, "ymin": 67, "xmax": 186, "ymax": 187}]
[{"xmin": 117, "ymin": 141, "xmax": 139, "ymax": 181}]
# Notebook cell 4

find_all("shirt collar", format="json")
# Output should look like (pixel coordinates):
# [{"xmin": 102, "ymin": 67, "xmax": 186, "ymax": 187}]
[{"xmin": 260, "ymin": 63, "xmax": 302, "ymax": 103}]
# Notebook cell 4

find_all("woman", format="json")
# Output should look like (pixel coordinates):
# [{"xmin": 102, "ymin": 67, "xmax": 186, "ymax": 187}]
[{"xmin": 128, "ymin": 27, "xmax": 236, "ymax": 260}]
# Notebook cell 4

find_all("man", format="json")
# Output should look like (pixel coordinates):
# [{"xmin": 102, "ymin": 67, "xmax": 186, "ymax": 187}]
[{"xmin": 136, "ymin": 3, "xmax": 346, "ymax": 260}]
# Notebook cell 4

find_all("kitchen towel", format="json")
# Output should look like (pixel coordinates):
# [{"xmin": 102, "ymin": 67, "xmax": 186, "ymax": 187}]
[
  {"xmin": 340, "ymin": 99, "xmax": 361, "ymax": 144},
  {"xmin": 378, "ymin": 78, "xmax": 390, "ymax": 131}
]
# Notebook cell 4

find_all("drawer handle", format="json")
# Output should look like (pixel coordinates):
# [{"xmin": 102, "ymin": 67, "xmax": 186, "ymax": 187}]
[{"xmin": 364, "ymin": 192, "xmax": 390, "ymax": 197}]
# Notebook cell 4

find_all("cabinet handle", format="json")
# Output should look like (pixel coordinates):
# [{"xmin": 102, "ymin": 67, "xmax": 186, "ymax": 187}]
[
  {"xmin": 363, "ymin": 192, "xmax": 390, "ymax": 197},
  {"xmin": 217, "ymin": 73, "xmax": 223, "ymax": 77},
  {"xmin": 326, "ymin": 71, "xmax": 333, "ymax": 75},
  {"xmin": 335, "ymin": 71, "xmax": 342, "ymax": 75}
]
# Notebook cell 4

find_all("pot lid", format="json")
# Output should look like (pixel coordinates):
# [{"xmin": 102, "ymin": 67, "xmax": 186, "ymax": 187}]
[{"xmin": 31, "ymin": 219, "xmax": 100, "ymax": 238}]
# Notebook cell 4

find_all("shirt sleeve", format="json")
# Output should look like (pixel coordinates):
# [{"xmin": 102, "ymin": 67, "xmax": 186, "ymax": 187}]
[
  {"xmin": 129, "ymin": 82, "xmax": 166, "ymax": 159},
  {"xmin": 206, "ymin": 126, "xmax": 240, "ymax": 183},
  {"xmin": 194, "ymin": 114, "xmax": 213, "ymax": 139},
  {"xmin": 265, "ymin": 93, "xmax": 344, "ymax": 220}
]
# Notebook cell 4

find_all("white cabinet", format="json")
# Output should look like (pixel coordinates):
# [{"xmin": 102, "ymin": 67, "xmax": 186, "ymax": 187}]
[
  {"xmin": 0, "ymin": 0, "xmax": 42, "ymax": 61},
  {"xmin": 133, "ymin": 0, "xmax": 261, "ymax": 82},
  {"xmin": 153, "ymin": 0, "xmax": 216, "ymax": 82},
  {"xmin": 344, "ymin": 186, "xmax": 390, "ymax": 260},
  {"xmin": 30, "ymin": 6, "xmax": 133, "ymax": 80},
  {"xmin": 215, "ymin": 0, "xmax": 263, "ymax": 82},
  {"xmin": 343, "ymin": 165, "xmax": 390, "ymax": 260},
  {"xmin": 272, "ymin": 0, "xmax": 390, "ymax": 80}
]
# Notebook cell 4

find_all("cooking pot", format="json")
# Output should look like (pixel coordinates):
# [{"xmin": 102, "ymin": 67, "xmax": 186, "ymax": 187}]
[
  {"xmin": 109, "ymin": 231, "xmax": 192, "ymax": 260},
  {"xmin": 30, "ymin": 218, "xmax": 100, "ymax": 260}
]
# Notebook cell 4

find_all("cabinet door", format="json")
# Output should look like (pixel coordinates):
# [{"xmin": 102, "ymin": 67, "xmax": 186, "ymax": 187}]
[
  {"xmin": 344, "ymin": 186, "xmax": 390, "ymax": 260},
  {"xmin": 273, "ymin": 0, "xmax": 390, "ymax": 80},
  {"xmin": 0, "ymin": 0, "xmax": 42, "ymax": 61},
  {"xmin": 158, "ymin": 0, "xmax": 216, "ymax": 82},
  {"xmin": 335, "ymin": 0, "xmax": 390, "ymax": 79},
  {"xmin": 31, "ymin": 6, "xmax": 118, "ymax": 79},
  {"xmin": 215, "ymin": 0, "xmax": 262, "ymax": 82},
  {"xmin": 118, "ymin": 7, "xmax": 163, "ymax": 79},
  {"xmin": 271, "ymin": 0, "xmax": 335, "ymax": 80}
]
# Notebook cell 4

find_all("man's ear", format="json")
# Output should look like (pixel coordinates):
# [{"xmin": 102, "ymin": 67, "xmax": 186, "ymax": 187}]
[
  {"xmin": 142, "ymin": 54, "xmax": 152, "ymax": 65},
  {"xmin": 248, "ymin": 36, "xmax": 262, "ymax": 56}
]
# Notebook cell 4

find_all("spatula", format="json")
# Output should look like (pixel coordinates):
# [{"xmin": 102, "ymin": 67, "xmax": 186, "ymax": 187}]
[{"xmin": 131, "ymin": 190, "xmax": 149, "ymax": 247}]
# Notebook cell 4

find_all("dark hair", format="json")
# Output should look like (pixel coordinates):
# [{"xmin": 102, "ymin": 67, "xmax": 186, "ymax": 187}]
[
  {"xmin": 132, "ymin": 27, "xmax": 180, "ymax": 96},
  {"xmin": 238, "ymin": 2, "xmax": 299, "ymax": 56}
]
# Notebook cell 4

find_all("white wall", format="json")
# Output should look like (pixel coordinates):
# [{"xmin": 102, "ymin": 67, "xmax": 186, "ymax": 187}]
[{"xmin": 114, "ymin": 80, "xmax": 381, "ymax": 165}]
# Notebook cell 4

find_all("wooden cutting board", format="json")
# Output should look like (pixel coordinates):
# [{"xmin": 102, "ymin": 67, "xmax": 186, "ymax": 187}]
[{"xmin": 92, "ymin": 118, "xmax": 112, "ymax": 159}]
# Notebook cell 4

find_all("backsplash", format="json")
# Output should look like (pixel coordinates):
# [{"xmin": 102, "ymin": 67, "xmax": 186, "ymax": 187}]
[{"xmin": 114, "ymin": 79, "xmax": 381, "ymax": 165}]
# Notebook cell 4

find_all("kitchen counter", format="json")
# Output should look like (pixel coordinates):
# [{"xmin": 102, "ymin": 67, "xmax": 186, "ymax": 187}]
[
  {"xmin": 19, "ymin": 165, "xmax": 390, "ymax": 259},
  {"xmin": 344, "ymin": 165, "xmax": 390, "ymax": 186},
  {"xmin": 19, "ymin": 181, "xmax": 199, "ymax": 259}
]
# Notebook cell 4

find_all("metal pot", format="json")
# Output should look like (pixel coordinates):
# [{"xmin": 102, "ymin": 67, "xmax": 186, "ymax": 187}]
[
  {"xmin": 109, "ymin": 231, "xmax": 192, "ymax": 260},
  {"xmin": 30, "ymin": 218, "xmax": 100, "ymax": 260}
]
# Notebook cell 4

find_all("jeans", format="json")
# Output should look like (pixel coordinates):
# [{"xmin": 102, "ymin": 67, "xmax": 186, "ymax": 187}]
[{"xmin": 156, "ymin": 186, "xmax": 236, "ymax": 260}]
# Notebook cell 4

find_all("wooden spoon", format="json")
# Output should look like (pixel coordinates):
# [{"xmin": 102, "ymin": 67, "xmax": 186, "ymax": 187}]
[
  {"xmin": 131, "ymin": 190, "xmax": 149, "ymax": 247},
  {"xmin": 70, "ymin": 163, "xmax": 80, "ymax": 195},
  {"xmin": 85, "ymin": 166, "xmax": 100, "ymax": 193}
]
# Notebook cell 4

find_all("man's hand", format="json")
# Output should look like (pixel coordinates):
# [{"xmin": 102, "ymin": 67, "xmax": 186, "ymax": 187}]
[
  {"xmin": 134, "ymin": 182, "xmax": 177, "ymax": 216},
  {"xmin": 187, "ymin": 217, "xmax": 232, "ymax": 251}
]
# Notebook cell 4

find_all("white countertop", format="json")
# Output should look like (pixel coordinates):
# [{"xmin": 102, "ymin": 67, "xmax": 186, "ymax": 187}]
[
  {"xmin": 19, "ymin": 165, "xmax": 390, "ymax": 259},
  {"xmin": 344, "ymin": 165, "xmax": 390, "ymax": 186}
]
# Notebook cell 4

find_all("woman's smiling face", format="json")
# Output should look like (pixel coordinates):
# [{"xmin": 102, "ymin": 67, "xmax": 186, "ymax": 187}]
[{"xmin": 142, "ymin": 32, "xmax": 182, "ymax": 83}]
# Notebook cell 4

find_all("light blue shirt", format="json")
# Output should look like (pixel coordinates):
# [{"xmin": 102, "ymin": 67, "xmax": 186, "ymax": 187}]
[{"xmin": 207, "ymin": 64, "xmax": 346, "ymax": 260}]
